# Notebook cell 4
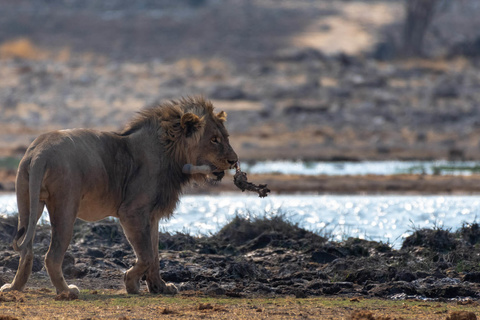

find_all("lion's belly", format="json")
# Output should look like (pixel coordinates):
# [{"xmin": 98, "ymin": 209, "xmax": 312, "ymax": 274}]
[{"xmin": 77, "ymin": 196, "xmax": 119, "ymax": 222}]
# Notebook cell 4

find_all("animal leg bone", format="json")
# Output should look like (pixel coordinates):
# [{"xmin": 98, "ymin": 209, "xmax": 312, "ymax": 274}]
[{"xmin": 182, "ymin": 164, "xmax": 213, "ymax": 175}]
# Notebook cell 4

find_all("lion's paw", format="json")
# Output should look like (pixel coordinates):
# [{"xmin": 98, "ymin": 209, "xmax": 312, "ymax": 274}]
[
  {"xmin": 164, "ymin": 283, "xmax": 178, "ymax": 295},
  {"xmin": 68, "ymin": 284, "xmax": 80, "ymax": 295},
  {"xmin": 0, "ymin": 283, "xmax": 13, "ymax": 292}
]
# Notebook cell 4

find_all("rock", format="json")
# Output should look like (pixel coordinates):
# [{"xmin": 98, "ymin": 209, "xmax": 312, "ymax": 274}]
[
  {"xmin": 227, "ymin": 261, "xmax": 261, "ymax": 279},
  {"xmin": 394, "ymin": 271, "xmax": 416, "ymax": 282},
  {"xmin": 63, "ymin": 263, "xmax": 88, "ymax": 279},
  {"xmin": 4, "ymin": 256, "xmax": 19, "ymax": 271},
  {"xmin": 307, "ymin": 280, "xmax": 327, "ymax": 290},
  {"xmin": 82, "ymin": 223, "xmax": 126, "ymax": 245},
  {"xmin": 112, "ymin": 259, "xmax": 128, "ymax": 269},
  {"xmin": 0, "ymin": 216, "xmax": 17, "ymax": 244},
  {"xmin": 464, "ymin": 272, "xmax": 480, "ymax": 283},
  {"xmin": 322, "ymin": 283, "xmax": 342, "ymax": 295},
  {"xmin": 161, "ymin": 269, "xmax": 192, "ymax": 283},
  {"xmin": 62, "ymin": 252, "xmax": 75, "ymax": 269},
  {"xmin": 32, "ymin": 255, "xmax": 43, "ymax": 272},
  {"xmin": 110, "ymin": 250, "xmax": 127, "ymax": 258},
  {"xmin": 346, "ymin": 269, "xmax": 388, "ymax": 285},
  {"xmin": 86, "ymin": 248, "xmax": 105, "ymax": 258},
  {"xmin": 204, "ymin": 283, "xmax": 226, "ymax": 296},
  {"xmin": 311, "ymin": 251, "xmax": 337, "ymax": 264}
]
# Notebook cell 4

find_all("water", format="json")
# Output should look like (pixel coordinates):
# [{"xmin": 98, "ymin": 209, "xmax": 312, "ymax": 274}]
[
  {"xmin": 2, "ymin": 193, "xmax": 480, "ymax": 248},
  {"xmin": 2, "ymin": 159, "xmax": 480, "ymax": 177},
  {"xmin": 241, "ymin": 160, "xmax": 480, "ymax": 176}
]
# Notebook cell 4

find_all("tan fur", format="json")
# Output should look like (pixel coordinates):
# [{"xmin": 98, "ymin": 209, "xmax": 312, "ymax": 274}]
[{"xmin": 1, "ymin": 97, "xmax": 237, "ymax": 295}]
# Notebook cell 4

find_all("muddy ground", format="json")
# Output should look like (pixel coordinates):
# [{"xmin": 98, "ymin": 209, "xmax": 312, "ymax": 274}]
[{"xmin": 2, "ymin": 215, "xmax": 480, "ymax": 301}]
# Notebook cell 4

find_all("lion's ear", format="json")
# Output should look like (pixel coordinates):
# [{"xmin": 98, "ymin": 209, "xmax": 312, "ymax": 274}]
[
  {"xmin": 217, "ymin": 111, "xmax": 227, "ymax": 122},
  {"xmin": 180, "ymin": 113, "xmax": 203, "ymax": 137}
]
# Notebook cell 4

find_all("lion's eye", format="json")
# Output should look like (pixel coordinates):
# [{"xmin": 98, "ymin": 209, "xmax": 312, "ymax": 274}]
[{"xmin": 211, "ymin": 136, "xmax": 220, "ymax": 144}]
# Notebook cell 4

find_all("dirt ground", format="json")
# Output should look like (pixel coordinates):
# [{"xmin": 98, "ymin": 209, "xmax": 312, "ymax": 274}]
[{"xmin": 0, "ymin": 289, "xmax": 479, "ymax": 320}]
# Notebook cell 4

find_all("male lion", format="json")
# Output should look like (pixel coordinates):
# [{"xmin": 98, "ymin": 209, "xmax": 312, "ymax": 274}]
[{"xmin": 1, "ymin": 97, "xmax": 238, "ymax": 295}]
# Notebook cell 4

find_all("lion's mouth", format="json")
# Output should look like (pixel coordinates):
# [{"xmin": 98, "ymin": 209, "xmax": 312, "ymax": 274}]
[
  {"xmin": 182, "ymin": 163, "xmax": 226, "ymax": 181},
  {"xmin": 208, "ymin": 165, "xmax": 225, "ymax": 181},
  {"xmin": 212, "ymin": 170, "xmax": 225, "ymax": 181}
]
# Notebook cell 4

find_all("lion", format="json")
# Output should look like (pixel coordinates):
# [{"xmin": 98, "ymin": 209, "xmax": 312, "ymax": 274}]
[{"xmin": 0, "ymin": 97, "xmax": 238, "ymax": 295}]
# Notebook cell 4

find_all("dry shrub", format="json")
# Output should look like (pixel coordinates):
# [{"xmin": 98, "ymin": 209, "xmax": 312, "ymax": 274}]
[
  {"xmin": 0, "ymin": 38, "xmax": 46, "ymax": 60},
  {"xmin": 446, "ymin": 311, "xmax": 477, "ymax": 320},
  {"xmin": 459, "ymin": 223, "xmax": 480, "ymax": 246},
  {"xmin": 213, "ymin": 215, "xmax": 326, "ymax": 249},
  {"xmin": 401, "ymin": 228, "xmax": 457, "ymax": 252}
]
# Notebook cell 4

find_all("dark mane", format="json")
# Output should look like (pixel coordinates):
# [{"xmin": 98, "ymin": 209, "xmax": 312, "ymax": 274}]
[{"xmin": 120, "ymin": 96, "xmax": 215, "ymax": 136}]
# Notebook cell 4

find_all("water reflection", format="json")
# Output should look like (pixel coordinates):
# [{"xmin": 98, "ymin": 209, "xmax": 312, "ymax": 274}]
[{"xmin": 1, "ymin": 194, "xmax": 480, "ymax": 248}]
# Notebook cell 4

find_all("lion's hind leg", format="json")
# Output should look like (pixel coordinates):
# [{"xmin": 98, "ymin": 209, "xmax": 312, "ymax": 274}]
[
  {"xmin": 1, "ymin": 195, "xmax": 44, "ymax": 292},
  {"xmin": 44, "ymin": 199, "xmax": 80, "ymax": 295}
]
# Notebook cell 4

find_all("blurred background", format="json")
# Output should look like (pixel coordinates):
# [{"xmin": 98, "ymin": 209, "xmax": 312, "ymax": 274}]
[{"xmin": 0, "ymin": 0, "xmax": 480, "ymax": 191}]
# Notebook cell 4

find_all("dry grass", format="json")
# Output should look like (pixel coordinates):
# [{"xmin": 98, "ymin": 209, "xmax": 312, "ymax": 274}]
[
  {"xmin": 0, "ymin": 289, "xmax": 478, "ymax": 319},
  {"xmin": 0, "ymin": 38, "xmax": 46, "ymax": 60}
]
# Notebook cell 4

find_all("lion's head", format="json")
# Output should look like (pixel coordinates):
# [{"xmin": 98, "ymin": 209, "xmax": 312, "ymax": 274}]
[{"xmin": 122, "ymin": 97, "xmax": 238, "ymax": 180}]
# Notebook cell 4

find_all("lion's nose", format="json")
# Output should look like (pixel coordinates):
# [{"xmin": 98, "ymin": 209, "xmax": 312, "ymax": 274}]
[{"xmin": 228, "ymin": 159, "xmax": 237, "ymax": 166}]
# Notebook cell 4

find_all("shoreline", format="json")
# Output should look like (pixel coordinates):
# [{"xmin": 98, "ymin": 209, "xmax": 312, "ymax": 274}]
[
  {"xmin": 3, "ymin": 167, "xmax": 480, "ymax": 195},
  {"xmin": 188, "ymin": 173, "xmax": 480, "ymax": 195}
]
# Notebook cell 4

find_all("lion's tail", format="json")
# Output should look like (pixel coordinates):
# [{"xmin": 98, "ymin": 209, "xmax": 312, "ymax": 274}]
[{"xmin": 13, "ymin": 159, "xmax": 45, "ymax": 252}]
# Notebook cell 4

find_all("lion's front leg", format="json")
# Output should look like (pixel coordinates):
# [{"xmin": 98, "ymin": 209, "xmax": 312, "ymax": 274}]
[
  {"xmin": 120, "ymin": 216, "xmax": 177, "ymax": 295},
  {"xmin": 145, "ymin": 220, "xmax": 177, "ymax": 295}
]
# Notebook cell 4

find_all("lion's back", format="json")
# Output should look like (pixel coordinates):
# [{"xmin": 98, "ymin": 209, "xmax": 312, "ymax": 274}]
[{"xmin": 21, "ymin": 129, "xmax": 131, "ymax": 196}]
